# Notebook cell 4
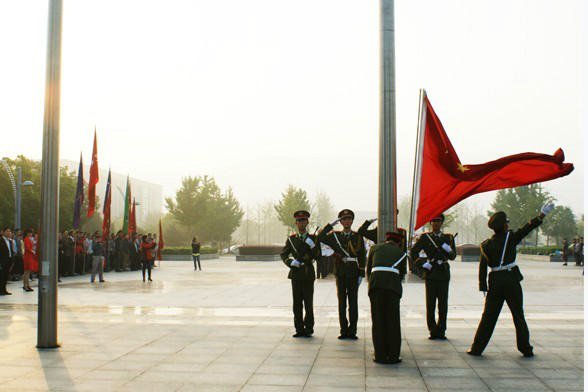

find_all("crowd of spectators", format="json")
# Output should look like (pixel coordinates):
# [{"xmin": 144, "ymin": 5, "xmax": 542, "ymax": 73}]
[{"xmin": 562, "ymin": 237, "xmax": 584, "ymax": 266}]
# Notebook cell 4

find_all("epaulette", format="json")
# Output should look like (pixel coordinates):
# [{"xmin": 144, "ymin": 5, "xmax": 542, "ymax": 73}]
[{"xmin": 289, "ymin": 234, "xmax": 297, "ymax": 237}]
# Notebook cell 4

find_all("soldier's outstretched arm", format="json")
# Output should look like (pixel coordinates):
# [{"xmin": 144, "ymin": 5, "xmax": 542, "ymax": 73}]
[
  {"xmin": 513, "ymin": 203, "xmax": 554, "ymax": 244},
  {"xmin": 317, "ymin": 224, "xmax": 339, "ymax": 251},
  {"xmin": 358, "ymin": 220, "xmax": 378, "ymax": 243}
]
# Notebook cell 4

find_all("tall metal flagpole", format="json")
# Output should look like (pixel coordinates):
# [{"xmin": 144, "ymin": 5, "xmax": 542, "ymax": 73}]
[
  {"xmin": 378, "ymin": 0, "xmax": 397, "ymax": 242},
  {"xmin": 38, "ymin": 0, "xmax": 63, "ymax": 349},
  {"xmin": 409, "ymin": 89, "xmax": 427, "ymax": 247}
]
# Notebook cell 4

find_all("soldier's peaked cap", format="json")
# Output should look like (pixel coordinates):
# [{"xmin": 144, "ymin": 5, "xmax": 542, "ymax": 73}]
[
  {"xmin": 385, "ymin": 231, "xmax": 403, "ymax": 241},
  {"xmin": 430, "ymin": 214, "xmax": 445, "ymax": 222},
  {"xmin": 488, "ymin": 211, "xmax": 509, "ymax": 230},
  {"xmin": 338, "ymin": 209, "xmax": 355, "ymax": 219},
  {"xmin": 293, "ymin": 210, "xmax": 310, "ymax": 220}
]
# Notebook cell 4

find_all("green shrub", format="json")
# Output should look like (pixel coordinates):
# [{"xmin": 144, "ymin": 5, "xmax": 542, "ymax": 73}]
[
  {"xmin": 518, "ymin": 246, "xmax": 560, "ymax": 256},
  {"xmin": 162, "ymin": 246, "xmax": 218, "ymax": 255}
]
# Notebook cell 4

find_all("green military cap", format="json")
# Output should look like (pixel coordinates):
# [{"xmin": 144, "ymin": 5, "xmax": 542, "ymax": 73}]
[
  {"xmin": 293, "ymin": 210, "xmax": 310, "ymax": 220},
  {"xmin": 488, "ymin": 211, "xmax": 509, "ymax": 230},
  {"xmin": 430, "ymin": 213, "xmax": 445, "ymax": 222},
  {"xmin": 338, "ymin": 209, "xmax": 355, "ymax": 219}
]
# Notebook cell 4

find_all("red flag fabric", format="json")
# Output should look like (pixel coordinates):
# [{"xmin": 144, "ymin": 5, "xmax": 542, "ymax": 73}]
[
  {"xmin": 414, "ymin": 96, "xmax": 574, "ymax": 230},
  {"xmin": 87, "ymin": 129, "xmax": 99, "ymax": 217},
  {"xmin": 102, "ymin": 168, "xmax": 112, "ymax": 238},
  {"xmin": 157, "ymin": 219, "xmax": 164, "ymax": 261},
  {"xmin": 129, "ymin": 198, "xmax": 137, "ymax": 235}
]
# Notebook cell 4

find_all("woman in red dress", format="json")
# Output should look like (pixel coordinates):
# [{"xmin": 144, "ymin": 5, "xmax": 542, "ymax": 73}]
[{"xmin": 22, "ymin": 229, "xmax": 37, "ymax": 292}]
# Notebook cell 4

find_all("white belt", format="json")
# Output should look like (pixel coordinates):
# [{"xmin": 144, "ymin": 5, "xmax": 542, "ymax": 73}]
[
  {"xmin": 491, "ymin": 261, "xmax": 517, "ymax": 272},
  {"xmin": 371, "ymin": 266, "xmax": 400, "ymax": 274},
  {"xmin": 343, "ymin": 257, "xmax": 357, "ymax": 262}
]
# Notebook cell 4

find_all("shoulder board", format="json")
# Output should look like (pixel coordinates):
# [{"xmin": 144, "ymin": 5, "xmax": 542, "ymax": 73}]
[
  {"xmin": 289, "ymin": 234, "xmax": 296, "ymax": 238},
  {"xmin": 444, "ymin": 233, "xmax": 454, "ymax": 238}
]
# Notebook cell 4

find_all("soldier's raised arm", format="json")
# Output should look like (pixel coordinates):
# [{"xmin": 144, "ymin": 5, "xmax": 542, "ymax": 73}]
[{"xmin": 512, "ymin": 203, "xmax": 554, "ymax": 244}]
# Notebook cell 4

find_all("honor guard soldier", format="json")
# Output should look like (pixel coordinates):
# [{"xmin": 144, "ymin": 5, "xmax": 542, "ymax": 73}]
[
  {"xmin": 367, "ymin": 231, "xmax": 406, "ymax": 364},
  {"xmin": 468, "ymin": 203, "xmax": 555, "ymax": 357},
  {"xmin": 318, "ymin": 209, "xmax": 366, "ymax": 339},
  {"xmin": 280, "ymin": 210, "xmax": 320, "ymax": 337},
  {"xmin": 410, "ymin": 214, "xmax": 456, "ymax": 340},
  {"xmin": 358, "ymin": 215, "xmax": 408, "ymax": 251}
]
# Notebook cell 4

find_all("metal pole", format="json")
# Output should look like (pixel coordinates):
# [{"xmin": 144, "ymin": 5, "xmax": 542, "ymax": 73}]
[
  {"xmin": 38, "ymin": 0, "xmax": 63, "ymax": 349},
  {"xmin": 16, "ymin": 167, "xmax": 22, "ymax": 229},
  {"xmin": 409, "ymin": 89, "xmax": 427, "ymax": 246},
  {"xmin": 378, "ymin": 0, "xmax": 397, "ymax": 243}
]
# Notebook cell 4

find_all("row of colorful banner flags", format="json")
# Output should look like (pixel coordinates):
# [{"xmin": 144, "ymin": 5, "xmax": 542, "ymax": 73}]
[{"xmin": 72, "ymin": 128, "xmax": 164, "ymax": 258}]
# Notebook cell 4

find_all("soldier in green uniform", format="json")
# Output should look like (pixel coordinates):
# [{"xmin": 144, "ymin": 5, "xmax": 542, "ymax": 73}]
[
  {"xmin": 410, "ymin": 214, "xmax": 456, "ymax": 340},
  {"xmin": 467, "ymin": 203, "xmax": 554, "ymax": 357},
  {"xmin": 358, "ymin": 216, "xmax": 408, "ymax": 251},
  {"xmin": 318, "ymin": 209, "xmax": 366, "ymax": 339},
  {"xmin": 280, "ymin": 210, "xmax": 321, "ymax": 338},
  {"xmin": 367, "ymin": 231, "xmax": 406, "ymax": 364}
]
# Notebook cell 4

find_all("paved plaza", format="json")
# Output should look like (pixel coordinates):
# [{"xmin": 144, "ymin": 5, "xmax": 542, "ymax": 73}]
[{"xmin": 0, "ymin": 256, "xmax": 583, "ymax": 391}]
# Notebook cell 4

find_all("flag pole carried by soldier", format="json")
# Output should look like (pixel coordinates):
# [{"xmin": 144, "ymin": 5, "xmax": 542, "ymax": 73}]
[
  {"xmin": 367, "ymin": 231, "xmax": 407, "ymax": 364},
  {"xmin": 280, "ymin": 210, "xmax": 321, "ymax": 338},
  {"xmin": 410, "ymin": 213, "xmax": 456, "ymax": 340},
  {"xmin": 467, "ymin": 203, "xmax": 555, "ymax": 357},
  {"xmin": 317, "ymin": 209, "xmax": 366, "ymax": 340}
]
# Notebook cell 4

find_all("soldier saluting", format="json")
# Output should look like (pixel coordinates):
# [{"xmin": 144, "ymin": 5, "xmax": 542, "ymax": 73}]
[
  {"xmin": 318, "ymin": 209, "xmax": 366, "ymax": 340},
  {"xmin": 468, "ymin": 203, "xmax": 554, "ymax": 357},
  {"xmin": 367, "ymin": 231, "xmax": 406, "ymax": 364},
  {"xmin": 280, "ymin": 210, "xmax": 321, "ymax": 338},
  {"xmin": 410, "ymin": 214, "xmax": 456, "ymax": 340}
]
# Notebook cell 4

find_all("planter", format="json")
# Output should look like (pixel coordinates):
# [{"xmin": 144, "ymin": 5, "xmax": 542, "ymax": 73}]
[
  {"xmin": 236, "ymin": 255, "xmax": 282, "ymax": 262},
  {"xmin": 461, "ymin": 255, "xmax": 479, "ymax": 262},
  {"xmin": 238, "ymin": 245, "xmax": 282, "ymax": 256},
  {"xmin": 161, "ymin": 254, "xmax": 219, "ymax": 261}
]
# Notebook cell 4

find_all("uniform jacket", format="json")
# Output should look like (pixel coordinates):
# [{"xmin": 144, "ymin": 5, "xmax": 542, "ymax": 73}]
[
  {"xmin": 479, "ymin": 216, "xmax": 542, "ymax": 292},
  {"xmin": 317, "ymin": 224, "xmax": 366, "ymax": 279},
  {"xmin": 410, "ymin": 231, "xmax": 456, "ymax": 281},
  {"xmin": 280, "ymin": 232, "xmax": 320, "ymax": 281},
  {"xmin": 366, "ymin": 242, "xmax": 406, "ymax": 297}
]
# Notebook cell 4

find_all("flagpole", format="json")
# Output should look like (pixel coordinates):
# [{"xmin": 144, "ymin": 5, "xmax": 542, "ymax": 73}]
[
  {"xmin": 38, "ymin": 0, "xmax": 63, "ymax": 349},
  {"xmin": 378, "ymin": 0, "xmax": 398, "ymax": 242},
  {"xmin": 409, "ymin": 89, "xmax": 427, "ymax": 248}
]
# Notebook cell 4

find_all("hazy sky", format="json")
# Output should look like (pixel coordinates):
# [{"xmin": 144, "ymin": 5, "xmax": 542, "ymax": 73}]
[{"xmin": 0, "ymin": 0, "xmax": 585, "ymax": 217}]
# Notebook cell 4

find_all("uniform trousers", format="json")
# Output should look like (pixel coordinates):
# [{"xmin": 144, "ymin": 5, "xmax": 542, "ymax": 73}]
[
  {"xmin": 425, "ymin": 279, "xmax": 449, "ymax": 336},
  {"xmin": 369, "ymin": 288, "xmax": 401, "ymax": 362},
  {"xmin": 291, "ymin": 280, "xmax": 314, "ymax": 333},
  {"xmin": 470, "ymin": 282, "xmax": 532, "ymax": 354},
  {"xmin": 336, "ymin": 276, "xmax": 359, "ymax": 335}
]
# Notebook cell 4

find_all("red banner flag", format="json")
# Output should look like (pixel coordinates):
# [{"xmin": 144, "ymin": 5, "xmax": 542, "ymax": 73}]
[
  {"xmin": 87, "ymin": 128, "xmax": 99, "ymax": 217},
  {"xmin": 411, "ymin": 92, "xmax": 574, "ymax": 231},
  {"xmin": 157, "ymin": 219, "xmax": 164, "ymax": 261}
]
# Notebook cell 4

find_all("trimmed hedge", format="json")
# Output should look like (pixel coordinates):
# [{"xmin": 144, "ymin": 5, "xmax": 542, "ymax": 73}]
[
  {"xmin": 238, "ymin": 245, "xmax": 283, "ymax": 256},
  {"xmin": 518, "ymin": 246, "xmax": 560, "ymax": 256},
  {"xmin": 162, "ymin": 246, "xmax": 218, "ymax": 255}
]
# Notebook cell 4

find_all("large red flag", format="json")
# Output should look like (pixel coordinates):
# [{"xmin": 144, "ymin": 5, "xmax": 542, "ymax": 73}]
[
  {"xmin": 87, "ymin": 128, "xmax": 99, "ymax": 217},
  {"xmin": 157, "ymin": 219, "xmax": 164, "ymax": 261},
  {"xmin": 411, "ymin": 92, "xmax": 574, "ymax": 231}
]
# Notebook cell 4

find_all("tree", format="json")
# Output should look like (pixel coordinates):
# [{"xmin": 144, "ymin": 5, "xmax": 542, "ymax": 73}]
[
  {"xmin": 577, "ymin": 214, "xmax": 584, "ymax": 238},
  {"xmin": 541, "ymin": 206, "xmax": 577, "ymax": 246},
  {"xmin": 166, "ymin": 175, "xmax": 243, "ymax": 244},
  {"xmin": 274, "ymin": 185, "xmax": 311, "ymax": 231},
  {"xmin": 313, "ymin": 191, "xmax": 335, "ymax": 228},
  {"xmin": 489, "ymin": 185, "xmax": 551, "ymax": 230}
]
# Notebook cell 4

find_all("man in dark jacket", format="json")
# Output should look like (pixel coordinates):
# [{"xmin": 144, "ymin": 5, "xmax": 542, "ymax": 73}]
[
  {"xmin": 468, "ymin": 203, "xmax": 554, "ymax": 357},
  {"xmin": 0, "ymin": 228, "xmax": 14, "ymax": 295},
  {"xmin": 367, "ymin": 231, "xmax": 406, "ymax": 364},
  {"xmin": 280, "ymin": 210, "xmax": 321, "ymax": 337}
]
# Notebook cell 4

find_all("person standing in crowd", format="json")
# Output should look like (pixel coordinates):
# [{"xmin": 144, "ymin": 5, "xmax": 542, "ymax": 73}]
[
  {"xmin": 152, "ymin": 234, "xmax": 159, "ymax": 268},
  {"xmin": 119, "ymin": 234, "xmax": 131, "ymax": 271},
  {"xmin": 280, "ymin": 210, "xmax": 320, "ymax": 338},
  {"xmin": 571, "ymin": 238, "xmax": 578, "ymax": 265},
  {"xmin": 562, "ymin": 239, "xmax": 569, "ymax": 266},
  {"xmin": 10, "ymin": 229, "xmax": 23, "ymax": 282},
  {"xmin": 61, "ymin": 230, "xmax": 74, "ymax": 277},
  {"xmin": 114, "ymin": 231, "xmax": 124, "ymax": 272},
  {"xmin": 140, "ymin": 235, "xmax": 156, "ymax": 282},
  {"xmin": 75, "ymin": 232, "xmax": 85, "ymax": 275},
  {"xmin": 578, "ymin": 237, "xmax": 584, "ymax": 266},
  {"xmin": 317, "ymin": 230, "xmax": 333, "ymax": 279},
  {"xmin": 468, "ymin": 203, "xmax": 554, "ymax": 357},
  {"xmin": 90, "ymin": 234, "xmax": 106, "ymax": 283},
  {"xmin": 191, "ymin": 237, "xmax": 201, "ymax": 271},
  {"xmin": 411, "ymin": 214, "xmax": 456, "ymax": 340},
  {"xmin": 133, "ymin": 234, "xmax": 141, "ymax": 271},
  {"xmin": 367, "ymin": 231, "xmax": 406, "ymax": 364},
  {"xmin": 22, "ymin": 229, "xmax": 37, "ymax": 292},
  {"xmin": 318, "ymin": 209, "xmax": 367, "ymax": 340},
  {"xmin": 0, "ymin": 228, "xmax": 14, "ymax": 295},
  {"xmin": 84, "ymin": 233, "xmax": 94, "ymax": 275}
]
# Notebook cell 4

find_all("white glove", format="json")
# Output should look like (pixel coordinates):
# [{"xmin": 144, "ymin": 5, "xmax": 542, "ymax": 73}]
[
  {"xmin": 330, "ymin": 218, "xmax": 341, "ymax": 226},
  {"xmin": 436, "ymin": 259, "xmax": 444, "ymax": 265},
  {"xmin": 441, "ymin": 243, "xmax": 452, "ymax": 253},
  {"xmin": 291, "ymin": 260, "xmax": 301, "ymax": 268},
  {"xmin": 305, "ymin": 237, "xmax": 316, "ymax": 249},
  {"xmin": 423, "ymin": 261, "xmax": 432, "ymax": 270},
  {"xmin": 368, "ymin": 217, "xmax": 377, "ymax": 224},
  {"xmin": 358, "ymin": 276, "xmax": 363, "ymax": 285},
  {"xmin": 541, "ymin": 203, "xmax": 555, "ymax": 215}
]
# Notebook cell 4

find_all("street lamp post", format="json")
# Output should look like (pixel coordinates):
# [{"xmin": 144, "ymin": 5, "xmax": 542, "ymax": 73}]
[{"xmin": 15, "ymin": 166, "xmax": 34, "ymax": 229}]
